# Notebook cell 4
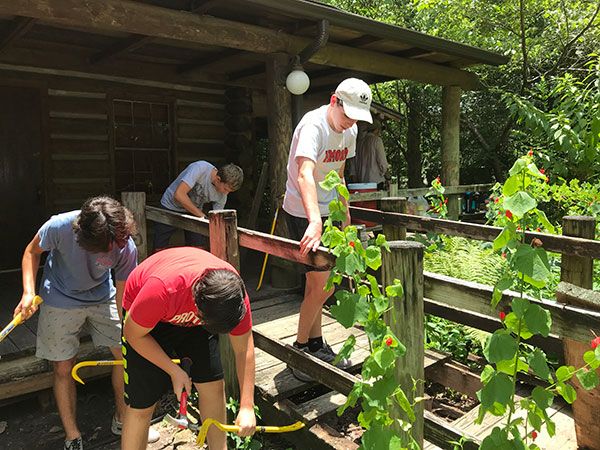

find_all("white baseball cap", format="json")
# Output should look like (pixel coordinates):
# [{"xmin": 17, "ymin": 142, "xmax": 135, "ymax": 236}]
[{"xmin": 335, "ymin": 78, "xmax": 373, "ymax": 123}]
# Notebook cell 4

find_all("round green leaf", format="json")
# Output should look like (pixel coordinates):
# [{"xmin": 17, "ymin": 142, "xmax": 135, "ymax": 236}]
[
  {"xmin": 485, "ymin": 331, "xmax": 518, "ymax": 363},
  {"xmin": 504, "ymin": 191, "xmax": 537, "ymax": 217}
]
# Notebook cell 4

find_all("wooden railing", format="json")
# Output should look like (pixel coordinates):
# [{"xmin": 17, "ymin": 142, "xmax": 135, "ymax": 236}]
[
  {"xmin": 121, "ymin": 193, "xmax": 599, "ymax": 448},
  {"xmin": 348, "ymin": 183, "xmax": 494, "ymax": 203}
]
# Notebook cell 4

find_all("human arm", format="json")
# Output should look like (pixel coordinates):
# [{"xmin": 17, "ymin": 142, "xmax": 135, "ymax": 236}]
[
  {"xmin": 173, "ymin": 181, "xmax": 206, "ymax": 218},
  {"xmin": 115, "ymin": 280, "xmax": 125, "ymax": 321},
  {"xmin": 123, "ymin": 315, "xmax": 192, "ymax": 400},
  {"xmin": 296, "ymin": 156, "xmax": 322, "ymax": 255},
  {"xmin": 229, "ymin": 330, "xmax": 256, "ymax": 437},
  {"xmin": 15, "ymin": 234, "xmax": 45, "ymax": 320}
]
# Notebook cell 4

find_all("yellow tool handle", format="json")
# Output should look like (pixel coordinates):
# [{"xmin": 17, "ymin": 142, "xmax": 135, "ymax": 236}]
[
  {"xmin": 13, "ymin": 295, "xmax": 44, "ymax": 326},
  {"xmin": 72, "ymin": 358, "xmax": 181, "ymax": 385},
  {"xmin": 196, "ymin": 418, "xmax": 304, "ymax": 446},
  {"xmin": 256, "ymin": 206, "xmax": 279, "ymax": 291}
]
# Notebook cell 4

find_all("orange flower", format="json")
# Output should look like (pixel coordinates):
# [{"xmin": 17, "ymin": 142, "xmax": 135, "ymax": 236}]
[{"xmin": 505, "ymin": 210, "xmax": 513, "ymax": 220}]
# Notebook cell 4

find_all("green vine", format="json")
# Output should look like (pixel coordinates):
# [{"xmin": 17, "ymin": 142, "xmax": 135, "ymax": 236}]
[
  {"xmin": 319, "ymin": 170, "xmax": 420, "ymax": 450},
  {"xmin": 478, "ymin": 152, "xmax": 600, "ymax": 449}
]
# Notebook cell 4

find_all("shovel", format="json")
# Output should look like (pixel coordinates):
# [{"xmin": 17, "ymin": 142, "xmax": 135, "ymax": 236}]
[
  {"xmin": 164, "ymin": 357, "xmax": 193, "ymax": 429},
  {"xmin": 0, "ymin": 295, "xmax": 43, "ymax": 343},
  {"xmin": 196, "ymin": 418, "xmax": 304, "ymax": 447},
  {"xmin": 71, "ymin": 358, "xmax": 182, "ymax": 384}
]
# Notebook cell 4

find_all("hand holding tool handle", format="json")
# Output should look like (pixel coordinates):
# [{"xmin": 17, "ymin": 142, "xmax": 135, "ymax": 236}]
[{"xmin": 0, "ymin": 295, "xmax": 44, "ymax": 343}]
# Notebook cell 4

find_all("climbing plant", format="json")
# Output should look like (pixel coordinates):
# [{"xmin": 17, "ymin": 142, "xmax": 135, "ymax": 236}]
[
  {"xmin": 319, "ymin": 170, "xmax": 420, "ymax": 450},
  {"xmin": 478, "ymin": 152, "xmax": 600, "ymax": 449}
]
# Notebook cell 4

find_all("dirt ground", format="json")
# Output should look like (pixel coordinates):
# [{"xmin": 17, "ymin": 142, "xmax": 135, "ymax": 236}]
[{"xmin": 0, "ymin": 377, "xmax": 293, "ymax": 450}]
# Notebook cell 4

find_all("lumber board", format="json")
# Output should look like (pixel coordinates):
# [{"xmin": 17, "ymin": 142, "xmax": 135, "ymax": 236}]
[
  {"xmin": 146, "ymin": 206, "xmax": 209, "ymax": 236},
  {"xmin": 2, "ymin": 0, "xmax": 480, "ymax": 89},
  {"xmin": 255, "ymin": 395, "xmax": 359, "ymax": 450},
  {"xmin": 424, "ymin": 271, "xmax": 600, "ymax": 343},
  {"xmin": 294, "ymin": 391, "xmax": 348, "ymax": 425},
  {"xmin": 556, "ymin": 281, "xmax": 600, "ymax": 310},
  {"xmin": 349, "ymin": 206, "xmax": 600, "ymax": 258}
]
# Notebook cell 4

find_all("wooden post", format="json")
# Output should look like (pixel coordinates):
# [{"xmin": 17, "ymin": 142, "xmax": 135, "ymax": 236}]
[
  {"xmin": 381, "ymin": 241, "xmax": 425, "ymax": 446},
  {"xmin": 441, "ymin": 86, "xmax": 461, "ymax": 220},
  {"xmin": 209, "ymin": 209, "xmax": 241, "ymax": 401},
  {"xmin": 265, "ymin": 52, "xmax": 292, "ymax": 209},
  {"xmin": 121, "ymin": 191, "xmax": 147, "ymax": 261},
  {"xmin": 380, "ymin": 197, "xmax": 407, "ymax": 240},
  {"xmin": 266, "ymin": 52, "xmax": 298, "ymax": 288},
  {"xmin": 558, "ymin": 216, "xmax": 598, "ymax": 450}
]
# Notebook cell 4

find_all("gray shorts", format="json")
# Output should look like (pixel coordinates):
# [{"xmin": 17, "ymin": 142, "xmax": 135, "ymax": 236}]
[{"xmin": 36, "ymin": 299, "xmax": 121, "ymax": 361}]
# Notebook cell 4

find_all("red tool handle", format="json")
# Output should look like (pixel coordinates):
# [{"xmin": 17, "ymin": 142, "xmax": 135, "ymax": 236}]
[
  {"xmin": 179, "ymin": 390, "xmax": 188, "ymax": 417},
  {"xmin": 178, "ymin": 357, "xmax": 193, "ymax": 423}
]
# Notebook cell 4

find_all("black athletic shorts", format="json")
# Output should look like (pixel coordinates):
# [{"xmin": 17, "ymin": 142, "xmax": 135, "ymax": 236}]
[
  {"xmin": 281, "ymin": 208, "xmax": 332, "ymax": 273},
  {"xmin": 122, "ymin": 321, "xmax": 223, "ymax": 409}
]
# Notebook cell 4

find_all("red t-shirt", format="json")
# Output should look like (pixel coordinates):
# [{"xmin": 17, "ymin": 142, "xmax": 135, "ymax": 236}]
[{"xmin": 122, "ymin": 247, "xmax": 252, "ymax": 336}]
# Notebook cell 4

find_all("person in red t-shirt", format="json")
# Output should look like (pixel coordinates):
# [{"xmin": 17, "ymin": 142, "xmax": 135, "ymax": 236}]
[{"xmin": 119, "ymin": 247, "xmax": 255, "ymax": 450}]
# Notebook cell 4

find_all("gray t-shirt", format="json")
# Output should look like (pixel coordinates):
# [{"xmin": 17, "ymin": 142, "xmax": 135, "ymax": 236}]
[
  {"xmin": 38, "ymin": 210, "xmax": 138, "ymax": 308},
  {"xmin": 160, "ymin": 161, "xmax": 226, "ymax": 213},
  {"xmin": 283, "ymin": 105, "xmax": 357, "ymax": 218}
]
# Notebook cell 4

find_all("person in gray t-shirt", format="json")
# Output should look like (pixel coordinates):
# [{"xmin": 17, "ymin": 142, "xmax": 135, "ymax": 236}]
[
  {"xmin": 153, "ymin": 161, "xmax": 243, "ymax": 251},
  {"xmin": 12, "ymin": 196, "xmax": 152, "ymax": 450}
]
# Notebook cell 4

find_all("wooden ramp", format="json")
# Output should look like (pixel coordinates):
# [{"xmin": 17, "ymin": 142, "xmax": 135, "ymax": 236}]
[{"xmin": 250, "ymin": 293, "xmax": 458, "ymax": 449}]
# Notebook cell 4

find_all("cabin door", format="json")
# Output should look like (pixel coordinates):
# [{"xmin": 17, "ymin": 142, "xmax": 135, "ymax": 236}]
[{"xmin": 0, "ymin": 86, "xmax": 44, "ymax": 270}]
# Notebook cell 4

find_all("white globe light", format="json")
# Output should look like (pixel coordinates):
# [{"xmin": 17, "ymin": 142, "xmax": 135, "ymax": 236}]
[{"xmin": 285, "ymin": 69, "xmax": 310, "ymax": 95}]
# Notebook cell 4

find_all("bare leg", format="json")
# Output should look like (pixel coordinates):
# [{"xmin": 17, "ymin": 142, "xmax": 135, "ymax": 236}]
[
  {"xmin": 53, "ymin": 358, "xmax": 80, "ymax": 441},
  {"xmin": 296, "ymin": 270, "xmax": 334, "ymax": 343},
  {"xmin": 195, "ymin": 379, "xmax": 227, "ymax": 450},
  {"xmin": 109, "ymin": 346, "xmax": 126, "ymax": 422},
  {"xmin": 121, "ymin": 404, "xmax": 155, "ymax": 450}
]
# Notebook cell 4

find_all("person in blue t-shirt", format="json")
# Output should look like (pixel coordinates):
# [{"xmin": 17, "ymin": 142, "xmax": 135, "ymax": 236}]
[
  {"xmin": 153, "ymin": 161, "xmax": 243, "ymax": 252},
  {"xmin": 13, "ymin": 196, "xmax": 158, "ymax": 450}
]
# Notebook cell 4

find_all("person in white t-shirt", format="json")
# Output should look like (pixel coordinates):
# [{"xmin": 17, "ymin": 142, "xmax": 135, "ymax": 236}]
[
  {"xmin": 153, "ymin": 162, "xmax": 243, "ymax": 252},
  {"xmin": 281, "ymin": 78, "xmax": 373, "ymax": 381}
]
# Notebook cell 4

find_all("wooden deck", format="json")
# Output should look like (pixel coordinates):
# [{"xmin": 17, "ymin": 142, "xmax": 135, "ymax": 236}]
[{"xmin": 0, "ymin": 271, "xmax": 578, "ymax": 449}]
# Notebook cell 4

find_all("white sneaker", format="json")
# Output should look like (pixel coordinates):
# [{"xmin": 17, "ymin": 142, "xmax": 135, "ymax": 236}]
[{"xmin": 111, "ymin": 416, "xmax": 160, "ymax": 443}]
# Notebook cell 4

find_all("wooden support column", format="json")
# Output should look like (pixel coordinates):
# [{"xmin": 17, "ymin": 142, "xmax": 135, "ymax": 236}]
[
  {"xmin": 558, "ymin": 216, "xmax": 598, "ymax": 450},
  {"xmin": 381, "ymin": 241, "xmax": 425, "ymax": 446},
  {"xmin": 380, "ymin": 197, "xmax": 407, "ymax": 240},
  {"xmin": 266, "ymin": 52, "xmax": 298, "ymax": 288},
  {"xmin": 121, "ymin": 191, "xmax": 147, "ymax": 261},
  {"xmin": 441, "ymin": 86, "xmax": 461, "ymax": 220},
  {"xmin": 209, "ymin": 209, "xmax": 241, "ymax": 401},
  {"xmin": 266, "ymin": 53, "xmax": 292, "ymax": 207}
]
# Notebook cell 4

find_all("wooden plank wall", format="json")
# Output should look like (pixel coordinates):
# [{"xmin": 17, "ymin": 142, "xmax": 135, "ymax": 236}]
[
  {"xmin": 0, "ymin": 69, "xmax": 228, "ymax": 214},
  {"xmin": 48, "ymin": 88, "xmax": 111, "ymax": 211},
  {"xmin": 175, "ymin": 97, "xmax": 227, "ymax": 173}
]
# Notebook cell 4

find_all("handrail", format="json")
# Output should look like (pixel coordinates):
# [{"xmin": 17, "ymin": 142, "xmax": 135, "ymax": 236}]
[
  {"xmin": 145, "ymin": 205, "xmax": 600, "ymax": 343},
  {"xmin": 349, "ymin": 183, "xmax": 494, "ymax": 202},
  {"xmin": 350, "ymin": 206, "xmax": 600, "ymax": 259}
]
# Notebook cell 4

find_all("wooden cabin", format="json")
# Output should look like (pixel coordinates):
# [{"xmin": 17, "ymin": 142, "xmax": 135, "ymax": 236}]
[{"xmin": 0, "ymin": 0, "xmax": 507, "ymax": 401}]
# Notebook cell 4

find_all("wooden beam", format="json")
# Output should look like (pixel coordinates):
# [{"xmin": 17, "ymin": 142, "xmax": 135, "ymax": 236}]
[
  {"xmin": 178, "ymin": 49, "xmax": 244, "ymax": 74},
  {"xmin": 424, "ymin": 271, "xmax": 600, "ymax": 343},
  {"xmin": 558, "ymin": 216, "xmax": 598, "ymax": 450},
  {"xmin": 228, "ymin": 63, "xmax": 265, "ymax": 81},
  {"xmin": 209, "ymin": 210, "xmax": 241, "ymax": 403},
  {"xmin": 441, "ymin": 86, "xmax": 461, "ymax": 219},
  {"xmin": 348, "ymin": 206, "xmax": 600, "ymax": 258},
  {"xmin": 0, "ymin": 17, "xmax": 35, "ymax": 54},
  {"xmin": 121, "ymin": 192, "xmax": 148, "ymax": 261},
  {"xmin": 382, "ymin": 241, "xmax": 425, "ymax": 446},
  {"xmin": 146, "ymin": 205, "xmax": 209, "ymax": 236},
  {"xmin": 190, "ymin": 0, "xmax": 220, "ymax": 15},
  {"xmin": 254, "ymin": 329, "xmax": 481, "ymax": 449},
  {"xmin": 1, "ymin": 0, "xmax": 482, "ymax": 89},
  {"xmin": 89, "ymin": 35, "xmax": 152, "ymax": 65},
  {"xmin": 556, "ymin": 281, "xmax": 600, "ymax": 310},
  {"xmin": 349, "ymin": 183, "xmax": 494, "ymax": 201}
]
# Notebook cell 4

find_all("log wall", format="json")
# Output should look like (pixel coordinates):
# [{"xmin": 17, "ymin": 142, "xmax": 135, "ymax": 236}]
[{"xmin": 0, "ymin": 68, "xmax": 228, "ymax": 214}]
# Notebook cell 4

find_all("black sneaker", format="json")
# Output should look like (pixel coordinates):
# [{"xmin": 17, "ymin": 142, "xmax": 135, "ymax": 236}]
[
  {"xmin": 64, "ymin": 437, "xmax": 83, "ymax": 450},
  {"xmin": 288, "ymin": 341, "xmax": 351, "ymax": 382},
  {"xmin": 309, "ymin": 341, "xmax": 351, "ymax": 369}
]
